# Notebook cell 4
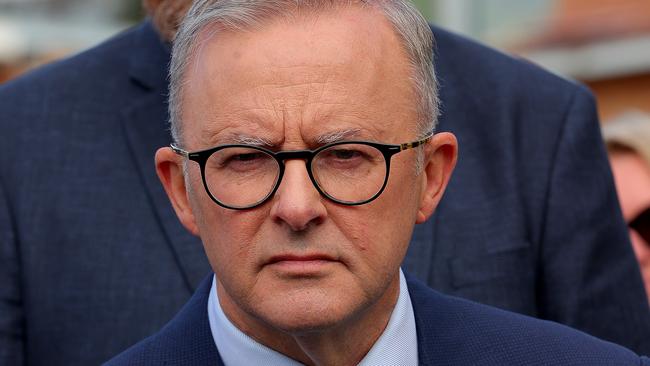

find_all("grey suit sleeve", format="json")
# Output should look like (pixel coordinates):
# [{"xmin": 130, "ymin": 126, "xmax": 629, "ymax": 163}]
[
  {"xmin": 540, "ymin": 86, "xmax": 650, "ymax": 354},
  {"xmin": 0, "ymin": 175, "xmax": 24, "ymax": 364}
]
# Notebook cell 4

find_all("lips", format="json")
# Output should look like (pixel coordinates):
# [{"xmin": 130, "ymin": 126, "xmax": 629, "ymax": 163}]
[
  {"xmin": 265, "ymin": 253, "xmax": 338, "ymax": 275},
  {"xmin": 268, "ymin": 254, "xmax": 336, "ymax": 264}
]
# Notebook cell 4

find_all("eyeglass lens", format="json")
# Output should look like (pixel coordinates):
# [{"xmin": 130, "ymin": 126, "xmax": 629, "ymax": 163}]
[
  {"xmin": 312, "ymin": 143, "xmax": 387, "ymax": 203},
  {"xmin": 203, "ymin": 143, "xmax": 387, "ymax": 208}
]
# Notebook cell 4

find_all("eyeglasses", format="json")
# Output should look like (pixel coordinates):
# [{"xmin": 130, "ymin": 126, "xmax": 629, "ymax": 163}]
[{"xmin": 171, "ymin": 134, "xmax": 432, "ymax": 210}]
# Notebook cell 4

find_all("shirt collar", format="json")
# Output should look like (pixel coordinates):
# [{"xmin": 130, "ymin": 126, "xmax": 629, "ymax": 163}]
[{"xmin": 208, "ymin": 269, "xmax": 418, "ymax": 366}]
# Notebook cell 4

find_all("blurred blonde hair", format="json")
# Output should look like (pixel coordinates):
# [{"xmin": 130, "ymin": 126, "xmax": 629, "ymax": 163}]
[
  {"xmin": 142, "ymin": 0, "xmax": 193, "ymax": 41},
  {"xmin": 604, "ymin": 110, "xmax": 650, "ymax": 168}
]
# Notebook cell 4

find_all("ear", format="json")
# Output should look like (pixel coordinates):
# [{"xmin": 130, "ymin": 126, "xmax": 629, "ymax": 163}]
[
  {"xmin": 155, "ymin": 147, "xmax": 200, "ymax": 236},
  {"xmin": 416, "ymin": 132, "xmax": 458, "ymax": 224}
]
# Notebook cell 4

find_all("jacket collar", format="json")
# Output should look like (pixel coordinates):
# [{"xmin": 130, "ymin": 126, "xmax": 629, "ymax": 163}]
[
  {"xmin": 127, "ymin": 20, "xmax": 170, "ymax": 91},
  {"xmin": 147, "ymin": 275, "xmax": 223, "ymax": 365},
  {"xmin": 121, "ymin": 20, "xmax": 210, "ymax": 293},
  {"xmin": 154, "ymin": 273, "xmax": 442, "ymax": 365}
]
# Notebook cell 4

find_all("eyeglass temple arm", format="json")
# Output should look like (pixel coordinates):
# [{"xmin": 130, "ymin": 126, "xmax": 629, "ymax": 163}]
[
  {"xmin": 399, "ymin": 134, "xmax": 433, "ymax": 151},
  {"xmin": 170, "ymin": 143, "xmax": 190, "ymax": 158}
]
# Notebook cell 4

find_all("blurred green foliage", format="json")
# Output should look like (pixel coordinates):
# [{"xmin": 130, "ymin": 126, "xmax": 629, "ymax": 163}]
[
  {"xmin": 118, "ymin": 0, "xmax": 145, "ymax": 23},
  {"xmin": 412, "ymin": 0, "xmax": 434, "ymax": 20}
]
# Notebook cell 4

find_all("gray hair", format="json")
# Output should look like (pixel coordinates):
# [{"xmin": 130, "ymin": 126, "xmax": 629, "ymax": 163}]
[{"xmin": 168, "ymin": 0, "xmax": 438, "ymax": 146}]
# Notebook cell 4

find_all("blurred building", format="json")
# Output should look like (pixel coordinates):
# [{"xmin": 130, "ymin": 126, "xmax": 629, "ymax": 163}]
[
  {"xmin": 428, "ymin": 0, "xmax": 650, "ymax": 122},
  {"xmin": 0, "ymin": 0, "xmax": 141, "ymax": 82},
  {"xmin": 518, "ymin": 0, "xmax": 650, "ymax": 121},
  {"xmin": 1, "ymin": 0, "xmax": 649, "ymax": 123}
]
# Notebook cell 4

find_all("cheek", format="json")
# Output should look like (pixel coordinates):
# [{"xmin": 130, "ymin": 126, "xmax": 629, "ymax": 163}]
[
  {"xmin": 382, "ymin": 161, "xmax": 421, "ymax": 216},
  {"xmin": 367, "ymin": 164, "xmax": 420, "ymax": 257},
  {"xmin": 330, "ymin": 209, "xmax": 372, "ymax": 251},
  {"xmin": 189, "ymin": 187, "xmax": 268, "ymax": 274},
  {"xmin": 332, "ymin": 197, "xmax": 414, "ymax": 274}
]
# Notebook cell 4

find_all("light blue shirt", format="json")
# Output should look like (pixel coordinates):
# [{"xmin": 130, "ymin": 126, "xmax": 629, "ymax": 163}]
[{"xmin": 208, "ymin": 269, "xmax": 418, "ymax": 366}]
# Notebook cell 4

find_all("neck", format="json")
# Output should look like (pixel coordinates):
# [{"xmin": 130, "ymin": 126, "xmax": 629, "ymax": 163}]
[{"xmin": 217, "ymin": 275, "xmax": 401, "ymax": 366}]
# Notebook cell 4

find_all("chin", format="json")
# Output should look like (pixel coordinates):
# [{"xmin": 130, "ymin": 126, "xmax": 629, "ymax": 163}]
[
  {"xmin": 254, "ymin": 287, "xmax": 362, "ymax": 334},
  {"xmin": 269, "ymin": 314, "xmax": 343, "ymax": 335}
]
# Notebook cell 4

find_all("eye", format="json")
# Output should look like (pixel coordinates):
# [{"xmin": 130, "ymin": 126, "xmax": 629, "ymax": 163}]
[
  {"xmin": 320, "ymin": 148, "xmax": 367, "ymax": 164},
  {"xmin": 329, "ymin": 148, "xmax": 362, "ymax": 160},
  {"xmin": 231, "ymin": 152, "xmax": 265, "ymax": 162},
  {"xmin": 209, "ymin": 148, "xmax": 273, "ymax": 173},
  {"xmin": 222, "ymin": 152, "xmax": 267, "ymax": 169},
  {"xmin": 316, "ymin": 144, "xmax": 380, "ymax": 170}
]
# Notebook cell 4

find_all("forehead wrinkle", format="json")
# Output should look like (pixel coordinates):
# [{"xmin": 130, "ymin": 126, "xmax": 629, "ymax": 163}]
[{"xmin": 196, "ymin": 104, "xmax": 279, "ymax": 137}]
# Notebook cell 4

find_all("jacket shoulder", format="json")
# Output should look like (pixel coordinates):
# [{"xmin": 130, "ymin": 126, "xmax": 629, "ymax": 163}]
[
  {"xmin": 104, "ymin": 276, "xmax": 221, "ymax": 366},
  {"xmin": 430, "ymin": 24, "xmax": 592, "ymax": 105},
  {"xmin": 407, "ymin": 276, "xmax": 643, "ymax": 365}
]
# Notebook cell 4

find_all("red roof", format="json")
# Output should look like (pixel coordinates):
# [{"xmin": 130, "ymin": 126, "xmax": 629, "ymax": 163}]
[{"xmin": 527, "ymin": 0, "xmax": 650, "ymax": 48}]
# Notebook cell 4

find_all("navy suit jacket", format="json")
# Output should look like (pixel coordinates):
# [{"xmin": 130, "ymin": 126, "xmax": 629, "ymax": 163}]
[
  {"xmin": 1, "ymin": 21, "xmax": 649, "ymax": 365},
  {"xmin": 106, "ymin": 274, "xmax": 650, "ymax": 366}
]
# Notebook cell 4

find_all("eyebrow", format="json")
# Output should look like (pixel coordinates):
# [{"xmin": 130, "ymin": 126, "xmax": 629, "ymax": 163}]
[
  {"xmin": 207, "ymin": 132, "xmax": 276, "ymax": 148},
  {"xmin": 230, "ymin": 134, "xmax": 275, "ymax": 147},
  {"xmin": 315, "ymin": 128, "xmax": 364, "ymax": 145},
  {"xmin": 207, "ymin": 128, "xmax": 368, "ymax": 149}
]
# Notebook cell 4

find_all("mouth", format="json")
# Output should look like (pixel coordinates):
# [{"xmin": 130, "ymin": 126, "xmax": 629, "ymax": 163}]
[{"xmin": 265, "ymin": 254, "xmax": 339, "ymax": 276}]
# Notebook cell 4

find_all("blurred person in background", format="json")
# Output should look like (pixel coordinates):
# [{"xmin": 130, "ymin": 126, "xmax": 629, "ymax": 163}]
[
  {"xmin": 1, "ymin": 0, "xmax": 649, "ymax": 364},
  {"xmin": 605, "ymin": 111, "xmax": 650, "ymax": 302}
]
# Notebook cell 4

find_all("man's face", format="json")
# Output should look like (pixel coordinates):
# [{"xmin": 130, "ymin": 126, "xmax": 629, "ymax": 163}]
[{"xmin": 158, "ymin": 7, "xmax": 455, "ymax": 337}]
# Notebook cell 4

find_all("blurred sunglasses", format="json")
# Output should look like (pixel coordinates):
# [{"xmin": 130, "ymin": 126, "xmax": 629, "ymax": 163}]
[{"xmin": 630, "ymin": 207, "xmax": 650, "ymax": 245}]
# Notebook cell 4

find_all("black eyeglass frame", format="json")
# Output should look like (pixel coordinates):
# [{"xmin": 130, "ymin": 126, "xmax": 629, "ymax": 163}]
[{"xmin": 171, "ymin": 134, "xmax": 433, "ymax": 210}]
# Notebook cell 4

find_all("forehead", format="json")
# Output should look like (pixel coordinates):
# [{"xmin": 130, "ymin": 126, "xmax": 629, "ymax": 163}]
[{"xmin": 181, "ymin": 5, "xmax": 418, "ymax": 147}]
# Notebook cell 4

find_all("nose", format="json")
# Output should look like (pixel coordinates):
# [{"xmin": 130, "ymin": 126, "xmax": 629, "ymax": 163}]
[{"xmin": 269, "ymin": 159, "xmax": 327, "ymax": 231}]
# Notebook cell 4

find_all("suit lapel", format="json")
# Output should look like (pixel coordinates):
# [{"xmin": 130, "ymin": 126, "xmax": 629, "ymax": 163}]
[
  {"xmin": 407, "ymin": 276, "xmax": 437, "ymax": 366},
  {"xmin": 120, "ymin": 21, "xmax": 210, "ymax": 292},
  {"xmin": 169, "ymin": 276, "xmax": 223, "ymax": 365},
  {"xmin": 126, "ymin": 276, "xmax": 223, "ymax": 365}
]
